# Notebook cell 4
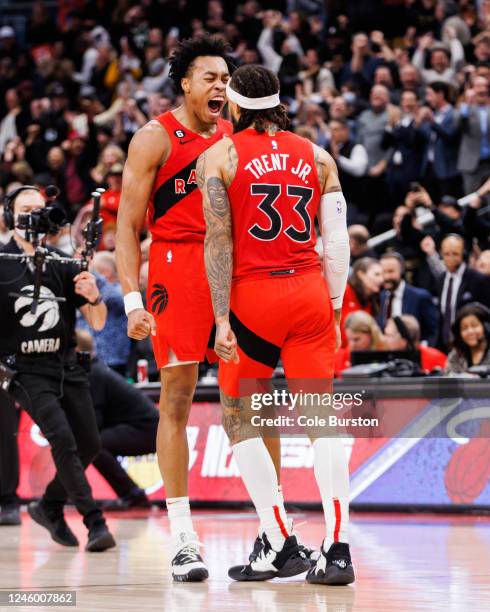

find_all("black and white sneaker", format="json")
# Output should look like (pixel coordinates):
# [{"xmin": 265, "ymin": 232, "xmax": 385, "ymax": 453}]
[
  {"xmin": 287, "ymin": 519, "xmax": 320, "ymax": 567},
  {"xmin": 171, "ymin": 532, "xmax": 208, "ymax": 582},
  {"xmin": 228, "ymin": 533, "xmax": 310, "ymax": 581},
  {"xmin": 306, "ymin": 541, "xmax": 355, "ymax": 585},
  {"xmin": 248, "ymin": 535, "xmax": 264, "ymax": 562}
]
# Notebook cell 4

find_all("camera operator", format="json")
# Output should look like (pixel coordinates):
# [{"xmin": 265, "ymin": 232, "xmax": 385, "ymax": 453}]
[{"xmin": 0, "ymin": 185, "xmax": 116, "ymax": 552}]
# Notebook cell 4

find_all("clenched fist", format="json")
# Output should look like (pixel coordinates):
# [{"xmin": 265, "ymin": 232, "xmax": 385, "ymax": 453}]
[{"xmin": 127, "ymin": 309, "xmax": 157, "ymax": 340}]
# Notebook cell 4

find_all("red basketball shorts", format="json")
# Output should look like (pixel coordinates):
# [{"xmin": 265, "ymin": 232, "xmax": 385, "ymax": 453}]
[
  {"xmin": 219, "ymin": 270, "xmax": 336, "ymax": 397},
  {"xmin": 147, "ymin": 241, "xmax": 215, "ymax": 369}
]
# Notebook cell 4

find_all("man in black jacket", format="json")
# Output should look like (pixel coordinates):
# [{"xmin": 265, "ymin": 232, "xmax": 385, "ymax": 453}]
[
  {"xmin": 0, "ymin": 186, "xmax": 115, "ymax": 551},
  {"xmin": 76, "ymin": 330, "xmax": 159, "ymax": 509},
  {"xmin": 435, "ymin": 234, "xmax": 490, "ymax": 351},
  {"xmin": 379, "ymin": 252, "xmax": 439, "ymax": 346}
]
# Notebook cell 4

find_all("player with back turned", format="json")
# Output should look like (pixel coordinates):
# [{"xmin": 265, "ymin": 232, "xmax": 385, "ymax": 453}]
[{"xmin": 197, "ymin": 65, "xmax": 354, "ymax": 584}]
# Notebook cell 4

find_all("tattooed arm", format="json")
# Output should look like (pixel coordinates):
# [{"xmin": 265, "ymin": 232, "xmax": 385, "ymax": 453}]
[
  {"xmin": 313, "ymin": 143, "xmax": 342, "ymax": 199},
  {"xmin": 197, "ymin": 139, "xmax": 239, "ymax": 363}
]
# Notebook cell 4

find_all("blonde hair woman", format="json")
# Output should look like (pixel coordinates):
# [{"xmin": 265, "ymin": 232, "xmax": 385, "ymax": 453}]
[{"xmin": 335, "ymin": 311, "xmax": 385, "ymax": 376}]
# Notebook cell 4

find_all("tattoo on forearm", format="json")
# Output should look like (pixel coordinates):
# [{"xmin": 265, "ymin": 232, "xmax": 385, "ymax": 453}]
[
  {"xmin": 201, "ymin": 175, "xmax": 233, "ymax": 320},
  {"xmin": 326, "ymin": 186, "xmax": 341, "ymax": 193}
]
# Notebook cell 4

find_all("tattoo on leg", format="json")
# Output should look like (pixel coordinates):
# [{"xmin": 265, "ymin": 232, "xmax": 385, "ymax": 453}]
[{"xmin": 221, "ymin": 391, "xmax": 245, "ymax": 445}]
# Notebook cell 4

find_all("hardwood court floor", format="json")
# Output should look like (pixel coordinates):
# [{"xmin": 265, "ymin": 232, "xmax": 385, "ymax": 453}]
[{"xmin": 1, "ymin": 509, "xmax": 490, "ymax": 612}]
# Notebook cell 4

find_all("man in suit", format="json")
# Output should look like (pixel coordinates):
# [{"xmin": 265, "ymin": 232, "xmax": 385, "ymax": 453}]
[
  {"xmin": 348, "ymin": 225, "xmax": 377, "ymax": 264},
  {"xmin": 383, "ymin": 89, "xmax": 427, "ymax": 207},
  {"xmin": 456, "ymin": 76, "xmax": 490, "ymax": 195},
  {"xmin": 420, "ymin": 81, "xmax": 462, "ymax": 201},
  {"xmin": 435, "ymin": 234, "xmax": 490, "ymax": 351},
  {"xmin": 379, "ymin": 252, "xmax": 439, "ymax": 346}
]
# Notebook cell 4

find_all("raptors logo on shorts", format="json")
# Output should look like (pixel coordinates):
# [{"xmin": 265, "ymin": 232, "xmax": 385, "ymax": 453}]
[
  {"xmin": 150, "ymin": 284, "xmax": 168, "ymax": 315},
  {"xmin": 145, "ymin": 112, "xmax": 232, "ymax": 368}
]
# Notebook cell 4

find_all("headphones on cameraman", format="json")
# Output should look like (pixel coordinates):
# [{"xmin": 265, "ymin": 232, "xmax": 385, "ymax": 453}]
[
  {"xmin": 3, "ymin": 184, "xmax": 60, "ymax": 230},
  {"xmin": 3, "ymin": 185, "xmax": 41, "ymax": 230},
  {"xmin": 393, "ymin": 316, "xmax": 416, "ymax": 352}
]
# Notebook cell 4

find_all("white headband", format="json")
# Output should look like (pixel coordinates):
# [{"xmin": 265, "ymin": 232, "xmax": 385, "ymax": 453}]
[{"xmin": 226, "ymin": 80, "xmax": 280, "ymax": 110}]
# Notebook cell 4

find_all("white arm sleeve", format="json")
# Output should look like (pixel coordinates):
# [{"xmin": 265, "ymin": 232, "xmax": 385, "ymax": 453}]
[{"xmin": 320, "ymin": 192, "xmax": 350, "ymax": 310}]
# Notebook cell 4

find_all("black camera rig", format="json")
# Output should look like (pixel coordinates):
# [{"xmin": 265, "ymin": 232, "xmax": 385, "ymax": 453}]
[{"xmin": 0, "ymin": 189, "xmax": 105, "ymax": 314}]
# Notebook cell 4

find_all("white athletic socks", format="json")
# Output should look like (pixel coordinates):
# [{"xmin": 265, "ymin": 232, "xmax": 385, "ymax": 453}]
[
  {"xmin": 312, "ymin": 437, "xmax": 350, "ymax": 551},
  {"xmin": 167, "ymin": 496, "xmax": 194, "ymax": 544},
  {"xmin": 232, "ymin": 438, "xmax": 289, "ymax": 550}
]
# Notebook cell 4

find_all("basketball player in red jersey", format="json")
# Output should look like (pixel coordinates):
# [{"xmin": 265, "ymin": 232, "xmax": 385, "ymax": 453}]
[
  {"xmin": 115, "ymin": 37, "xmax": 237, "ymax": 582},
  {"xmin": 197, "ymin": 65, "xmax": 354, "ymax": 585}
]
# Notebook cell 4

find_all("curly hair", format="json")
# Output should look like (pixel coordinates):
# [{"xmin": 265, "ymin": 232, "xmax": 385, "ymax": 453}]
[
  {"xmin": 230, "ymin": 64, "xmax": 290, "ymax": 133},
  {"xmin": 168, "ymin": 34, "xmax": 235, "ymax": 94}
]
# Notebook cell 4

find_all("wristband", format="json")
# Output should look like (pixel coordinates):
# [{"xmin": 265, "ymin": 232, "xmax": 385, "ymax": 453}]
[{"xmin": 124, "ymin": 291, "xmax": 144, "ymax": 315}]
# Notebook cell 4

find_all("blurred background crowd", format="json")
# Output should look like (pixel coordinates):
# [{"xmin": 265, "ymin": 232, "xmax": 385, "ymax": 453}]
[{"xmin": 1, "ymin": 0, "xmax": 490, "ymax": 381}]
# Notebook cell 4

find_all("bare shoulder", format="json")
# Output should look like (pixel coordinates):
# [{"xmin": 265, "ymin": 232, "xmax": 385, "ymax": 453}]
[
  {"xmin": 127, "ymin": 120, "xmax": 169, "ymax": 169},
  {"xmin": 206, "ymin": 134, "xmax": 234, "ymax": 161},
  {"xmin": 199, "ymin": 136, "xmax": 238, "ymax": 188}
]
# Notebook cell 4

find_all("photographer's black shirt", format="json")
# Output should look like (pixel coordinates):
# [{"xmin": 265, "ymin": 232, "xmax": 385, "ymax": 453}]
[{"xmin": 0, "ymin": 239, "xmax": 87, "ymax": 372}]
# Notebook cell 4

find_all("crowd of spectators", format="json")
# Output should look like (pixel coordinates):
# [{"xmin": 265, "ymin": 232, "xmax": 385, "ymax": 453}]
[{"xmin": 1, "ymin": 0, "xmax": 490, "ymax": 378}]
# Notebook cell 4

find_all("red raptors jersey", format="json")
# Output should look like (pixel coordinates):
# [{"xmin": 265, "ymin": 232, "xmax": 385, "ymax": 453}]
[
  {"xmin": 228, "ymin": 129, "xmax": 322, "ymax": 281},
  {"xmin": 148, "ymin": 112, "xmax": 232, "ymax": 242}
]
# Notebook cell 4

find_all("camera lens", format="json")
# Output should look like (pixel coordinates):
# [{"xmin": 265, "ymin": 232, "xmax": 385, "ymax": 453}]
[{"xmin": 45, "ymin": 205, "xmax": 65, "ymax": 226}]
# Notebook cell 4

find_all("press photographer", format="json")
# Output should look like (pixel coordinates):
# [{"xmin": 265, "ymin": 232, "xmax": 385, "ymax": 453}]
[{"xmin": 0, "ymin": 185, "xmax": 116, "ymax": 552}]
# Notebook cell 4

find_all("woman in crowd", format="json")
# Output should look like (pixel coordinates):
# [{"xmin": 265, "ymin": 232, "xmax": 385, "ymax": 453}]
[
  {"xmin": 335, "ymin": 311, "xmax": 385, "ymax": 376},
  {"xmin": 445, "ymin": 303, "xmax": 490, "ymax": 374},
  {"xmin": 341, "ymin": 256, "xmax": 383, "ymax": 346}
]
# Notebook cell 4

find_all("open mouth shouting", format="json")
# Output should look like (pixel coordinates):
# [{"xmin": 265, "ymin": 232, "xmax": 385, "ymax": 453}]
[{"xmin": 207, "ymin": 96, "xmax": 225, "ymax": 116}]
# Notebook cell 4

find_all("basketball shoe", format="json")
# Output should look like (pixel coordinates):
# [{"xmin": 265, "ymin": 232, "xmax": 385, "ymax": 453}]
[
  {"xmin": 171, "ymin": 532, "xmax": 208, "ymax": 582},
  {"xmin": 228, "ymin": 533, "xmax": 310, "ymax": 581},
  {"xmin": 288, "ymin": 519, "xmax": 320, "ymax": 566},
  {"xmin": 306, "ymin": 540, "xmax": 355, "ymax": 585}
]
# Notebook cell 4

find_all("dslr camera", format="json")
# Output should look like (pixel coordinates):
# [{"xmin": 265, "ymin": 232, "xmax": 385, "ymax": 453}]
[{"xmin": 16, "ymin": 205, "xmax": 66, "ymax": 237}]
